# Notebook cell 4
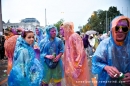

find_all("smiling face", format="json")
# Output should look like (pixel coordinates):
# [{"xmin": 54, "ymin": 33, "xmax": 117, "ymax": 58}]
[
  {"xmin": 115, "ymin": 19, "xmax": 129, "ymax": 42},
  {"xmin": 50, "ymin": 28, "xmax": 56, "ymax": 39}
]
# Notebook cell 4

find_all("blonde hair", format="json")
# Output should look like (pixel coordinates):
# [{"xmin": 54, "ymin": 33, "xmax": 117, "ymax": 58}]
[
  {"xmin": 63, "ymin": 22, "xmax": 74, "ymax": 33},
  {"xmin": 62, "ymin": 22, "xmax": 75, "ymax": 40}
]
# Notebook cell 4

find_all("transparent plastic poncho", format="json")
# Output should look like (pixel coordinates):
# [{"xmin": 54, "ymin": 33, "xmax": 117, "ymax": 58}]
[
  {"xmin": 92, "ymin": 16, "xmax": 130, "ymax": 86},
  {"xmin": 8, "ymin": 36, "xmax": 43, "ymax": 86},
  {"xmin": 39, "ymin": 25, "xmax": 64, "ymax": 83}
]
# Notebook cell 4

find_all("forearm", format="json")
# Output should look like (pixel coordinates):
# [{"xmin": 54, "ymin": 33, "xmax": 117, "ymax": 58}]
[
  {"xmin": 41, "ymin": 53, "xmax": 47, "ymax": 59},
  {"xmin": 45, "ymin": 55, "xmax": 50, "ymax": 58},
  {"xmin": 92, "ymin": 62, "xmax": 106, "ymax": 74},
  {"xmin": 57, "ymin": 52, "xmax": 63, "ymax": 58}
]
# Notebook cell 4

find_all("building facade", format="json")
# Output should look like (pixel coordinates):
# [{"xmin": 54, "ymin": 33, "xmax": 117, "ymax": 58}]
[{"xmin": 3, "ymin": 18, "xmax": 44, "ymax": 32}]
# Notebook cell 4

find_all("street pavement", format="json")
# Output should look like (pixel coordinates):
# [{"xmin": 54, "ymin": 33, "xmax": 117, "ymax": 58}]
[
  {"xmin": 0, "ymin": 59, "xmax": 8, "ymax": 86},
  {"xmin": 0, "ymin": 57, "xmax": 97, "ymax": 86}
]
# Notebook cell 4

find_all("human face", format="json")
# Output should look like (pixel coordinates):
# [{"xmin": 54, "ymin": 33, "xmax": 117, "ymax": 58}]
[
  {"xmin": 24, "ymin": 32, "xmax": 34, "ymax": 45},
  {"xmin": 50, "ymin": 28, "xmax": 56, "ymax": 39},
  {"xmin": 115, "ymin": 19, "xmax": 129, "ymax": 42},
  {"xmin": 35, "ymin": 28, "xmax": 39, "ymax": 35},
  {"xmin": 60, "ymin": 27, "xmax": 64, "ymax": 37}
]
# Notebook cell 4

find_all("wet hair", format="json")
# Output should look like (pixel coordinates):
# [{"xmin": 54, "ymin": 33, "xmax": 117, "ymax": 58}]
[
  {"xmin": 5, "ymin": 27, "xmax": 12, "ymax": 32},
  {"xmin": 60, "ymin": 23, "xmax": 63, "ymax": 26},
  {"xmin": 4, "ymin": 27, "xmax": 12, "ymax": 36},
  {"xmin": 21, "ymin": 30, "xmax": 34, "ymax": 38},
  {"xmin": 4, "ymin": 31, "xmax": 9, "ymax": 36},
  {"xmin": 60, "ymin": 23, "xmax": 64, "ymax": 29},
  {"xmin": 4, "ymin": 27, "xmax": 20, "ymax": 35}
]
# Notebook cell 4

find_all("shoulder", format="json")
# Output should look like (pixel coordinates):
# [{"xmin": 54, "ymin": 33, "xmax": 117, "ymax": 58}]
[
  {"xmin": 40, "ymin": 37, "xmax": 47, "ymax": 44},
  {"xmin": 97, "ymin": 37, "xmax": 111, "ymax": 50},
  {"xmin": 5, "ymin": 35, "xmax": 19, "ymax": 44},
  {"xmin": 100, "ymin": 37, "xmax": 110, "ymax": 45},
  {"xmin": 70, "ymin": 33, "xmax": 82, "ymax": 41},
  {"xmin": 55, "ymin": 37, "xmax": 64, "ymax": 43},
  {"xmin": 17, "ymin": 47, "xmax": 28, "ymax": 54},
  {"xmin": 8, "ymin": 35, "xmax": 19, "ymax": 40},
  {"xmin": 5, "ymin": 36, "xmax": 19, "ymax": 48},
  {"xmin": 55, "ymin": 37, "xmax": 62, "ymax": 41}
]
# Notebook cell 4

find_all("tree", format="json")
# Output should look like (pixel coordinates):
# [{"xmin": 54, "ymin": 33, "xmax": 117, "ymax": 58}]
[
  {"xmin": 81, "ymin": 6, "xmax": 122, "ymax": 34},
  {"xmin": 53, "ymin": 19, "xmax": 64, "ymax": 31}
]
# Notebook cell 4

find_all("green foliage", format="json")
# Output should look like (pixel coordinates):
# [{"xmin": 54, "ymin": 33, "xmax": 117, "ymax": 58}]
[
  {"xmin": 53, "ymin": 19, "xmax": 64, "ymax": 32},
  {"xmin": 81, "ymin": 6, "xmax": 122, "ymax": 34}
]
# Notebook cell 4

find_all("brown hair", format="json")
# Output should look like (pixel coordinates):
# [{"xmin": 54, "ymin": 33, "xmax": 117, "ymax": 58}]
[{"xmin": 21, "ymin": 30, "xmax": 34, "ymax": 38}]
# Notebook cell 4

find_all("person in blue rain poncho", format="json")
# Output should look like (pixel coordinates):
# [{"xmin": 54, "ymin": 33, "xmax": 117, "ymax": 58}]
[
  {"xmin": 92, "ymin": 16, "xmax": 130, "ymax": 86},
  {"xmin": 40, "ymin": 25, "xmax": 64, "ymax": 86},
  {"xmin": 8, "ymin": 30, "xmax": 43, "ymax": 86},
  {"xmin": 35, "ymin": 27, "xmax": 44, "ymax": 46},
  {"xmin": 34, "ymin": 27, "xmax": 44, "ymax": 60}
]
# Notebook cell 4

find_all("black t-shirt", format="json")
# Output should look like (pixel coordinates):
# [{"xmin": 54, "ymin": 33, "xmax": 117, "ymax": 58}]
[{"xmin": 0, "ymin": 35, "xmax": 5, "ymax": 50}]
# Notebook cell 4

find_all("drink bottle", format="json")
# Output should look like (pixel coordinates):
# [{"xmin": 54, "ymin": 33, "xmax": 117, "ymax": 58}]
[
  {"xmin": 118, "ymin": 72, "xmax": 125, "ymax": 86},
  {"xmin": 53, "ymin": 53, "xmax": 56, "ymax": 62}
]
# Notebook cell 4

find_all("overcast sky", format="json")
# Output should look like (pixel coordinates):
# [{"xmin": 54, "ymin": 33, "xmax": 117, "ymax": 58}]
[{"xmin": 2, "ymin": 0, "xmax": 130, "ymax": 31}]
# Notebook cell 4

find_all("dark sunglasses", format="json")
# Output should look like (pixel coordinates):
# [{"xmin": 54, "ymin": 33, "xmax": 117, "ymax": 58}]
[{"xmin": 115, "ymin": 26, "xmax": 129, "ymax": 33}]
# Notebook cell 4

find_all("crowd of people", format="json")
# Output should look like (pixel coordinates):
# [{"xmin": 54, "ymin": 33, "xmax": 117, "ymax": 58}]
[{"xmin": 0, "ymin": 15, "xmax": 130, "ymax": 86}]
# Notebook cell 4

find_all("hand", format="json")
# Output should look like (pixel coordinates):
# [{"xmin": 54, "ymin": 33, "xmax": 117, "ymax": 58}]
[
  {"xmin": 45, "ymin": 55, "xmax": 55, "ymax": 59},
  {"xmin": 34, "ymin": 45, "xmax": 39, "ymax": 49},
  {"xmin": 53, "ymin": 55, "xmax": 60, "ymax": 62},
  {"xmin": 122, "ymin": 73, "xmax": 130, "ymax": 85},
  {"xmin": 104, "ymin": 65, "xmax": 120, "ymax": 78},
  {"xmin": 40, "ymin": 81, "xmax": 44, "ymax": 86},
  {"xmin": 92, "ymin": 48, "xmax": 95, "ymax": 52}
]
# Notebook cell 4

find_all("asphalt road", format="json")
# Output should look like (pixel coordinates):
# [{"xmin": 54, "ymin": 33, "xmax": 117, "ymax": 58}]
[{"xmin": 0, "ymin": 60, "xmax": 8, "ymax": 86}]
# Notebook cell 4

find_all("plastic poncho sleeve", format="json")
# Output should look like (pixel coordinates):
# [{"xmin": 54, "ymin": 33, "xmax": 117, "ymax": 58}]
[
  {"xmin": 39, "ymin": 39, "xmax": 47, "ymax": 58},
  {"xmin": 58, "ymin": 39, "xmax": 64, "ymax": 53},
  {"xmin": 8, "ymin": 48, "xmax": 43, "ymax": 86},
  {"xmin": 8, "ymin": 49, "xmax": 30, "ymax": 86},
  {"xmin": 69, "ymin": 34, "xmax": 85, "ymax": 68},
  {"xmin": 92, "ymin": 39, "xmax": 108, "ymax": 74}
]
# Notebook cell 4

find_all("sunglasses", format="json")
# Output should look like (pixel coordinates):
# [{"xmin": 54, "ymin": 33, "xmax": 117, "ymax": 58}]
[{"xmin": 115, "ymin": 26, "xmax": 129, "ymax": 33}]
